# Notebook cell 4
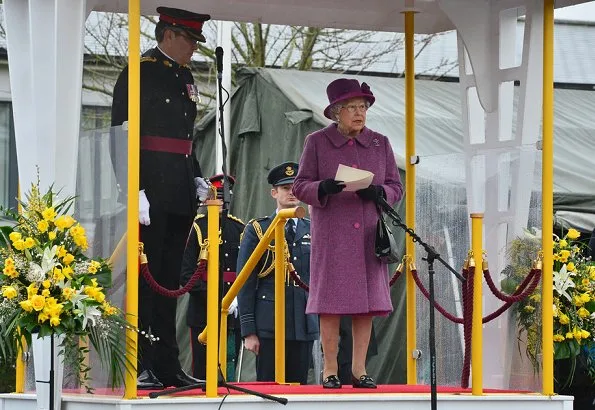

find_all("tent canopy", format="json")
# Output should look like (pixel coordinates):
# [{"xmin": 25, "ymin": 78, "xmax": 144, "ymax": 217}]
[{"xmin": 89, "ymin": 0, "xmax": 588, "ymax": 34}]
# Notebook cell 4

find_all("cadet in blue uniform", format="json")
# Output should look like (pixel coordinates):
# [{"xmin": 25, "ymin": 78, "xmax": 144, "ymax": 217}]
[
  {"xmin": 180, "ymin": 175, "xmax": 244, "ymax": 380},
  {"xmin": 237, "ymin": 162, "xmax": 319, "ymax": 384},
  {"xmin": 111, "ymin": 7, "xmax": 211, "ymax": 389}
]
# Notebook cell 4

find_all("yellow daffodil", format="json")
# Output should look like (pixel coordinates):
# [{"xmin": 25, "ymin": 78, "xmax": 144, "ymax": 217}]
[
  {"xmin": 62, "ymin": 287, "xmax": 74, "ymax": 300},
  {"xmin": 566, "ymin": 332, "xmax": 574, "ymax": 339},
  {"xmin": 3, "ymin": 264, "xmax": 19, "ymax": 279},
  {"xmin": 19, "ymin": 300, "xmax": 33, "ymax": 312},
  {"xmin": 567, "ymin": 229, "xmax": 580, "ymax": 240},
  {"xmin": 573, "ymin": 295, "xmax": 585, "ymax": 307},
  {"xmin": 524, "ymin": 305, "xmax": 536, "ymax": 313},
  {"xmin": 41, "ymin": 289, "xmax": 50, "ymax": 297},
  {"xmin": 56, "ymin": 246, "xmax": 67, "ymax": 258},
  {"xmin": 566, "ymin": 262, "xmax": 576, "ymax": 272},
  {"xmin": 580, "ymin": 293, "xmax": 591, "ymax": 303},
  {"xmin": 37, "ymin": 312, "xmax": 49, "ymax": 323},
  {"xmin": 2, "ymin": 286, "xmax": 17, "ymax": 299},
  {"xmin": 558, "ymin": 239, "xmax": 568, "ymax": 248},
  {"xmin": 578, "ymin": 307, "xmax": 590, "ymax": 318},
  {"xmin": 62, "ymin": 266, "xmax": 73, "ymax": 280},
  {"xmin": 559, "ymin": 314, "xmax": 570, "ymax": 325},
  {"xmin": 54, "ymin": 215, "xmax": 75, "ymax": 231},
  {"xmin": 48, "ymin": 231, "xmax": 56, "ymax": 241},
  {"xmin": 49, "ymin": 316, "xmax": 61, "ymax": 327},
  {"xmin": 37, "ymin": 220, "xmax": 49, "ymax": 233},
  {"xmin": 12, "ymin": 239, "xmax": 25, "ymax": 251},
  {"xmin": 530, "ymin": 294, "xmax": 541, "ymax": 302},
  {"xmin": 41, "ymin": 207, "xmax": 57, "ymax": 222},
  {"xmin": 8, "ymin": 232, "xmax": 21, "ymax": 242},
  {"xmin": 27, "ymin": 284, "xmax": 38, "ymax": 298},
  {"xmin": 62, "ymin": 253, "xmax": 75, "ymax": 265},
  {"xmin": 553, "ymin": 334, "xmax": 565, "ymax": 342}
]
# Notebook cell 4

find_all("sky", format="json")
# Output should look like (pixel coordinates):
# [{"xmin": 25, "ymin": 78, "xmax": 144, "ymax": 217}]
[{"xmin": 554, "ymin": 1, "xmax": 595, "ymax": 21}]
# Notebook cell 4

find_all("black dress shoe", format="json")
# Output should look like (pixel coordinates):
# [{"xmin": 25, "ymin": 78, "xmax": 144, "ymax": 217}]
[
  {"xmin": 137, "ymin": 370, "xmax": 164, "ymax": 390},
  {"xmin": 160, "ymin": 370, "xmax": 205, "ymax": 388},
  {"xmin": 322, "ymin": 375, "xmax": 342, "ymax": 389},
  {"xmin": 351, "ymin": 374, "xmax": 377, "ymax": 388}
]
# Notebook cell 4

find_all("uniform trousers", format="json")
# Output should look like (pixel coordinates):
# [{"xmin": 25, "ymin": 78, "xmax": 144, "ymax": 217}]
[
  {"xmin": 139, "ymin": 208, "xmax": 193, "ymax": 379},
  {"xmin": 256, "ymin": 338, "xmax": 313, "ymax": 384}
]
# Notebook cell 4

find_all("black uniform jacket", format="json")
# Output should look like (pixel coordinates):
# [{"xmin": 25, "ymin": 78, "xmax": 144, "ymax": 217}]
[
  {"xmin": 180, "ymin": 213, "xmax": 245, "ymax": 328},
  {"xmin": 111, "ymin": 47, "xmax": 201, "ymax": 216},
  {"xmin": 237, "ymin": 214, "xmax": 319, "ymax": 342}
]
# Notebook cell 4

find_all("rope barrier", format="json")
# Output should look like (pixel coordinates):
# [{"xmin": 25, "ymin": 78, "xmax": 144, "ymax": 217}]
[
  {"xmin": 390, "ymin": 253, "xmax": 542, "ymax": 388},
  {"xmin": 139, "ymin": 252, "xmax": 208, "ymax": 298}
]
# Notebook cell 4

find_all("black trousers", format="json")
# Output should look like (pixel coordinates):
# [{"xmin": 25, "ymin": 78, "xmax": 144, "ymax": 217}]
[
  {"xmin": 139, "ymin": 209, "xmax": 193, "ymax": 379},
  {"xmin": 256, "ymin": 338, "xmax": 313, "ymax": 384}
]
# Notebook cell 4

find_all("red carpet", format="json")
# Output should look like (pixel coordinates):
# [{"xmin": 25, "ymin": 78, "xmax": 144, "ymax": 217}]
[{"xmin": 130, "ymin": 383, "xmax": 530, "ymax": 397}]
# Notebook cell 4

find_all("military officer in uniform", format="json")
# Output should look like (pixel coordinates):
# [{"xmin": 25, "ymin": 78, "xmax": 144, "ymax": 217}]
[
  {"xmin": 110, "ymin": 7, "xmax": 211, "ymax": 389},
  {"xmin": 237, "ymin": 162, "xmax": 319, "ymax": 384},
  {"xmin": 180, "ymin": 174, "xmax": 245, "ymax": 380}
]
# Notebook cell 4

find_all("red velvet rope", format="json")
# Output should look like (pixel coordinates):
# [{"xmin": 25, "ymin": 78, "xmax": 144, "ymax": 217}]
[
  {"xmin": 139, "ymin": 259, "xmax": 207, "ymax": 298},
  {"xmin": 287, "ymin": 261, "xmax": 310, "ymax": 291}
]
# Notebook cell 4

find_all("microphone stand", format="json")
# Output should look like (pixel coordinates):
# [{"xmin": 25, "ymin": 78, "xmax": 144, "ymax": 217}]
[
  {"xmin": 377, "ymin": 197, "xmax": 464, "ymax": 410},
  {"xmin": 152, "ymin": 49, "xmax": 287, "ymax": 406}
]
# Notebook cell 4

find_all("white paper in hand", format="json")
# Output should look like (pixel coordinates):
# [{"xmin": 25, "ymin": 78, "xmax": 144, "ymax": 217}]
[{"xmin": 335, "ymin": 164, "xmax": 374, "ymax": 192}]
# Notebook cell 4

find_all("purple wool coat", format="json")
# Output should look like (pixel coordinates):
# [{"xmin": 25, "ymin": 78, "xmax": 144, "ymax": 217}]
[{"xmin": 293, "ymin": 124, "xmax": 403, "ymax": 316}]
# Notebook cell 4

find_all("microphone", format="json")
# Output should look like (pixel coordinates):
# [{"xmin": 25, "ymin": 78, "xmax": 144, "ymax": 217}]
[{"xmin": 215, "ymin": 46, "xmax": 223, "ymax": 78}]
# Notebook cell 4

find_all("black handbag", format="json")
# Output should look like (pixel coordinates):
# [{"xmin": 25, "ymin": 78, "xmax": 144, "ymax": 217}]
[{"xmin": 375, "ymin": 209, "xmax": 400, "ymax": 264}]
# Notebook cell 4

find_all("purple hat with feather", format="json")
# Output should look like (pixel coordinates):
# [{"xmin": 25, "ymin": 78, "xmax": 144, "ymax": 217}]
[{"xmin": 323, "ymin": 78, "xmax": 375, "ymax": 119}]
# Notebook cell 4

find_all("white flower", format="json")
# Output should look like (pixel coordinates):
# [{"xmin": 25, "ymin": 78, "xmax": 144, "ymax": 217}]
[
  {"xmin": 40, "ymin": 245, "xmax": 58, "ymax": 273},
  {"xmin": 81, "ymin": 305, "xmax": 102, "ymax": 329},
  {"xmin": 553, "ymin": 264, "xmax": 575, "ymax": 302},
  {"xmin": 26, "ymin": 262, "xmax": 45, "ymax": 282}
]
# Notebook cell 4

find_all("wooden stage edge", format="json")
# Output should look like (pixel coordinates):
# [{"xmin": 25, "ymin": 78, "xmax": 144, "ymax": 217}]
[{"xmin": 0, "ymin": 389, "xmax": 574, "ymax": 410}]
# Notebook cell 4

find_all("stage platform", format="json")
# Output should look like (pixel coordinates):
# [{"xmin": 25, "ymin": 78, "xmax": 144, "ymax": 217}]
[{"xmin": 0, "ymin": 383, "xmax": 574, "ymax": 410}]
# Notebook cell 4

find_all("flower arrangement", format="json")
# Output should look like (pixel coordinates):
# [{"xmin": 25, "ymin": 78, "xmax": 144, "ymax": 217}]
[
  {"xmin": 0, "ymin": 182, "xmax": 137, "ymax": 392},
  {"xmin": 503, "ymin": 227, "xmax": 595, "ymax": 384}
]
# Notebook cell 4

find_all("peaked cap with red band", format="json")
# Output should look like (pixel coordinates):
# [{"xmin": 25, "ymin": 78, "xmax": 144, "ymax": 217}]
[
  {"xmin": 157, "ymin": 6, "xmax": 210, "ymax": 43},
  {"xmin": 209, "ymin": 174, "xmax": 236, "ymax": 190}
]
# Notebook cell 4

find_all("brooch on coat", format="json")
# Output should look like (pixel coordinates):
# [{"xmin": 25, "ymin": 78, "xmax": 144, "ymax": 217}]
[
  {"xmin": 372, "ymin": 138, "xmax": 380, "ymax": 147},
  {"xmin": 186, "ymin": 84, "xmax": 201, "ymax": 105}
]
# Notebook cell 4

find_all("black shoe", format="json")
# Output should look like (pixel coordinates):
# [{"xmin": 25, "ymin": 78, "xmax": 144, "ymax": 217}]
[
  {"xmin": 351, "ymin": 374, "xmax": 377, "ymax": 389},
  {"xmin": 160, "ymin": 370, "xmax": 205, "ymax": 388},
  {"xmin": 322, "ymin": 375, "xmax": 342, "ymax": 389},
  {"xmin": 137, "ymin": 370, "xmax": 164, "ymax": 390}
]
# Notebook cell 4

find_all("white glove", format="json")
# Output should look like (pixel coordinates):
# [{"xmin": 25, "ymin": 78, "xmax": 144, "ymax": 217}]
[
  {"xmin": 139, "ymin": 190, "xmax": 151, "ymax": 226},
  {"xmin": 228, "ymin": 297, "xmax": 238, "ymax": 318},
  {"xmin": 195, "ymin": 177, "xmax": 210, "ymax": 202}
]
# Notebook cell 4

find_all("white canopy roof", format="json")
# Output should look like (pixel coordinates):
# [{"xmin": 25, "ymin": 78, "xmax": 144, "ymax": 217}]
[{"xmin": 88, "ymin": 0, "xmax": 589, "ymax": 34}]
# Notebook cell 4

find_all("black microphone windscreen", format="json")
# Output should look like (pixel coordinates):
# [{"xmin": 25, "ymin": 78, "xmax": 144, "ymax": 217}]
[{"xmin": 215, "ymin": 47, "xmax": 224, "ymax": 73}]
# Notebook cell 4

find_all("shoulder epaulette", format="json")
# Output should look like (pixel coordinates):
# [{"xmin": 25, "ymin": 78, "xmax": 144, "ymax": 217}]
[
  {"xmin": 162, "ymin": 60, "xmax": 173, "ymax": 68},
  {"xmin": 228, "ymin": 214, "xmax": 245, "ymax": 225},
  {"xmin": 140, "ymin": 56, "xmax": 157, "ymax": 63}
]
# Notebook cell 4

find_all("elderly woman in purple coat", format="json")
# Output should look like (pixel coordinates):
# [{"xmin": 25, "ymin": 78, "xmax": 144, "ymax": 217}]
[{"xmin": 293, "ymin": 78, "xmax": 403, "ymax": 389}]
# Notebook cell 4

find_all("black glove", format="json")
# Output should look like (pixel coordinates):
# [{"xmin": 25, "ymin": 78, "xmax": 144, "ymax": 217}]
[
  {"xmin": 318, "ymin": 179, "xmax": 346, "ymax": 199},
  {"xmin": 356, "ymin": 185, "xmax": 385, "ymax": 202}
]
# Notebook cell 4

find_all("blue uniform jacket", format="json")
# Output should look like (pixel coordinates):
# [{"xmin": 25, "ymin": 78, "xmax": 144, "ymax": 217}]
[{"xmin": 237, "ymin": 214, "xmax": 319, "ymax": 341}]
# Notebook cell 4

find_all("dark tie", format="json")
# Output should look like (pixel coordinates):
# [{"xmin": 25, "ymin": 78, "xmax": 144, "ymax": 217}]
[{"xmin": 285, "ymin": 219, "xmax": 296, "ymax": 244}]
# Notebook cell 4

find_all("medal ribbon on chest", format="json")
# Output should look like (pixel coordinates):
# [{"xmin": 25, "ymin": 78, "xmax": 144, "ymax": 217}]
[{"xmin": 186, "ymin": 84, "xmax": 201, "ymax": 105}]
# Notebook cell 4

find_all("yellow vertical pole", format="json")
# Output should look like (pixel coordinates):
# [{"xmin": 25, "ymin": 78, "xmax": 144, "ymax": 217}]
[
  {"xmin": 206, "ymin": 200, "xmax": 222, "ymax": 397},
  {"xmin": 15, "ymin": 337, "xmax": 25, "ymax": 393},
  {"xmin": 470, "ymin": 213, "xmax": 483, "ymax": 395},
  {"xmin": 541, "ymin": 0, "xmax": 554, "ymax": 396},
  {"xmin": 124, "ymin": 0, "xmax": 140, "ymax": 400},
  {"xmin": 404, "ymin": 10, "xmax": 417, "ymax": 385},
  {"xmin": 219, "ymin": 301, "xmax": 229, "ymax": 380},
  {"xmin": 274, "ymin": 222, "xmax": 286, "ymax": 384}
]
